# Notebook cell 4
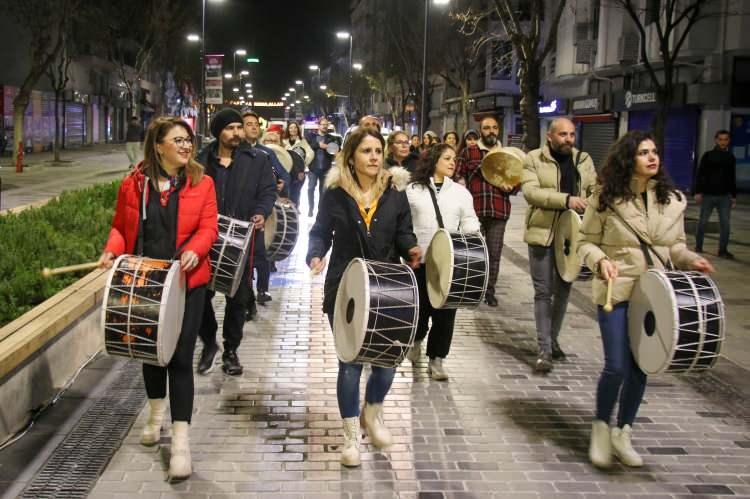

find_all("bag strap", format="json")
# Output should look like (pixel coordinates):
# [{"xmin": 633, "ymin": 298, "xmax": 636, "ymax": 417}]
[
  {"xmin": 610, "ymin": 208, "xmax": 673, "ymax": 270},
  {"xmin": 343, "ymin": 194, "xmax": 371, "ymax": 260},
  {"xmin": 426, "ymin": 184, "xmax": 445, "ymax": 229}
]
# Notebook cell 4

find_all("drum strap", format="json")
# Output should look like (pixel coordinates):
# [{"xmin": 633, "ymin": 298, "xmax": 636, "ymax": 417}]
[
  {"xmin": 427, "ymin": 184, "xmax": 445, "ymax": 230},
  {"xmin": 344, "ymin": 197, "xmax": 372, "ymax": 259},
  {"xmin": 611, "ymin": 210, "xmax": 674, "ymax": 270}
]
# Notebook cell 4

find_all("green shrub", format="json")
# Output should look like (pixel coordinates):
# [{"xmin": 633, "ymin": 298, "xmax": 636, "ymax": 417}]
[{"xmin": 0, "ymin": 181, "xmax": 120, "ymax": 327}]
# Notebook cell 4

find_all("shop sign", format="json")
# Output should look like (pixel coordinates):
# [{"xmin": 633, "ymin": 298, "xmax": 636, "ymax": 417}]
[
  {"xmin": 613, "ymin": 85, "xmax": 686, "ymax": 111},
  {"xmin": 571, "ymin": 95, "xmax": 605, "ymax": 114},
  {"xmin": 476, "ymin": 96, "xmax": 496, "ymax": 111},
  {"xmin": 538, "ymin": 98, "xmax": 568, "ymax": 115}
]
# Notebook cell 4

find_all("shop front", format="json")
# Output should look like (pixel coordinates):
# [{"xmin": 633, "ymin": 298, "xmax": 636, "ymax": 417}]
[{"xmin": 570, "ymin": 95, "xmax": 616, "ymax": 171}]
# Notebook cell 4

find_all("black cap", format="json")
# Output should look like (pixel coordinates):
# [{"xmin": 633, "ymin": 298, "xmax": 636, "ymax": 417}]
[{"xmin": 210, "ymin": 108, "xmax": 243, "ymax": 138}]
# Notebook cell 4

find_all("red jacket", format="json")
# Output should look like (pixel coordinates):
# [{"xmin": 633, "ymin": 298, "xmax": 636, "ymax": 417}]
[{"xmin": 104, "ymin": 166, "xmax": 218, "ymax": 289}]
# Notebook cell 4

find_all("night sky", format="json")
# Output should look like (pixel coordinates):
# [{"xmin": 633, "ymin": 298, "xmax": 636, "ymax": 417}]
[{"xmin": 198, "ymin": 0, "xmax": 352, "ymax": 102}]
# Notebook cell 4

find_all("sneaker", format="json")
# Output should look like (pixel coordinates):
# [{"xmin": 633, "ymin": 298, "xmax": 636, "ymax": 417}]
[
  {"xmin": 407, "ymin": 340, "xmax": 422, "ymax": 363},
  {"xmin": 197, "ymin": 342, "xmax": 219, "ymax": 375},
  {"xmin": 718, "ymin": 250, "xmax": 735, "ymax": 259},
  {"xmin": 428, "ymin": 357, "xmax": 449, "ymax": 381},
  {"xmin": 484, "ymin": 294, "xmax": 498, "ymax": 307},
  {"xmin": 551, "ymin": 341, "xmax": 566, "ymax": 361},
  {"xmin": 222, "ymin": 350, "xmax": 244, "ymax": 376},
  {"xmin": 534, "ymin": 353, "xmax": 553, "ymax": 373},
  {"xmin": 257, "ymin": 291, "xmax": 272, "ymax": 305},
  {"xmin": 245, "ymin": 301, "xmax": 257, "ymax": 321}
]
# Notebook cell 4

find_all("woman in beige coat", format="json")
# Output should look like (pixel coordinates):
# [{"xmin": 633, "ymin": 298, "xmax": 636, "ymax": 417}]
[{"xmin": 578, "ymin": 130, "xmax": 714, "ymax": 469}]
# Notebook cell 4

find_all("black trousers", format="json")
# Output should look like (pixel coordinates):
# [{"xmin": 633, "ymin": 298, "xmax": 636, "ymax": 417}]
[
  {"xmin": 290, "ymin": 179, "xmax": 304, "ymax": 207},
  {"xmin": 254, "ymin": 235, "xmax": 270, "ymax": 293},
  {"xmin": 414, "ymin": 266, "xmax": 457, "ymax": 359},
  {"xmin": 143, "ymin": 285, "xmax": 206, "ymax": 422},
  {"xmin": 199, "ymin": 265, "xmax": 249, "ymax": 351}
]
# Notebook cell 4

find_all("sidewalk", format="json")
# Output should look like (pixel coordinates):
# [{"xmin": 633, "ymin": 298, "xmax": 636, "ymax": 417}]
[
  {"xmin": 0, "ymin": 144, "xmax": 131, "ymax": 212},
  {"xmin": 1, "ymin": 185, "xmax": 749, "ymax": 499}
]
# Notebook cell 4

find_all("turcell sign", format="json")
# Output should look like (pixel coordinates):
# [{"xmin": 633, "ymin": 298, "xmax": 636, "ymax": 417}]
[{"xmin": 613, "ymin": 85, "xmax": 686, "ymax": 111}]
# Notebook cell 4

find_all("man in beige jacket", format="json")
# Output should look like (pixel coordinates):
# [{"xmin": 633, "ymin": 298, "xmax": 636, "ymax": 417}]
[{"xmin": 521, "ymin": 118, "xmax": 597, "ymax": 372}]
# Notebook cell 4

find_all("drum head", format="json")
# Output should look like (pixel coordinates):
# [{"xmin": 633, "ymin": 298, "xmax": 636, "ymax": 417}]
[
  {"xmin": 333, "ymin": 259, "xmax": 369, "ymax": 363},
  {"xmin": 264, "ymin": 205, "xmax": 279, "ymax": 250},
  {"xmin": 481, "ymin": 149, "xmax": 524, "ymax": 190},
  {"xmin": 554, "ymin": 210, "xmax": 583, "ymax": 283},
  {"xmin": 425, "ymin": 229, "xmax": 453, "ymax": 309},
  {"xmin": 157, "ymin": 260, "xmax": 186, "ymax": 366},
  {"xmin": 628, "ymin": 270, "xmax": 679, "ymax": 375}
]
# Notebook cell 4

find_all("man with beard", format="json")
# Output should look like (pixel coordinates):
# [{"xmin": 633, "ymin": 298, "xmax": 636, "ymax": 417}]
[
  {"xmin": 454, "ymin": 115, "xmax": 512, "ymax": 307},
  {"xmin": 521, "ymin": 117, "xmax": 596, "ymax": 373},
  {"xmin": 195, "ymin": 108, "xmax": 277, "ymax": 375}
]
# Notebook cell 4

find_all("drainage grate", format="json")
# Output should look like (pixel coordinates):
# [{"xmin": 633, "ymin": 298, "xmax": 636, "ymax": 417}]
[{"xmin": 21, "ymin": 360, "xmax": 146, "ymax": 498}]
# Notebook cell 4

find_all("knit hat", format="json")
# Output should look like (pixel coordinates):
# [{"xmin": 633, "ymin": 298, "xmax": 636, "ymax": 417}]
[
  {"xmin": 463, "ymin": 128, "xmax": 479, "ymax": 140},
  {"xmin": 210, "ymin": 108, "xmax": 243, "ymax": 138},
  {"xmin": 424, "ymin": 130, "xmax": 438, "ymax": 139},
  {"xmin": 267, "ymin": 123, "xmax": 284, "ymax": 135}
]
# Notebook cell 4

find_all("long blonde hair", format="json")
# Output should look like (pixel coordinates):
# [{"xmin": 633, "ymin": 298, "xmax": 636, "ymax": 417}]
[
  {"xmin": 337, "ymin": 127, "xmax": 389, "ymax": 206},
  {"xmin": 142, "ymin": 117, "xmax": 204, "ymax": 188}
]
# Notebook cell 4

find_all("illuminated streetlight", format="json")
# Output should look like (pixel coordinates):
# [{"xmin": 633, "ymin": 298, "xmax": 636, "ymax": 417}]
[
  {"xmin": 224, "ymin": 73, "xmax": 233, "ymax": 79},
  {"xmin": 187, "ymin": 34, "xmax": 200, "ymax": 42},
  {"xmin": 235, "ymin": 49, "xmax": 246, "ymax": 56},
  {"xmin": 295, "ymin": 80, "xmax": 303, "ymax": 85},
  {"xmin": 319, "ymin": 85, "xmax": 327, "ymax": 90},
  {"xmin": 352, "ymin": 63, "xmax": 363, "ymax": 71},
  {"xmin": 284, "ymin": 92, "xmax": 290, "ymax": 96},
  {"xmin": 232, "ymin": 87, "xmax": 239, "ymax": 92},
  {"xmin": 240, "ymin": 70, "xmax": 249, "ymax": 76},
  {"xmin": 245, "ymin": 83, "xmax": 251, "ymax": 87},
  {"xmin": 336, "ymin": 31, "xmax": 350, "ymax": 39},
  {"xmin": 282, "ymin": 97, "xmax": 287, "ymax": 101}
]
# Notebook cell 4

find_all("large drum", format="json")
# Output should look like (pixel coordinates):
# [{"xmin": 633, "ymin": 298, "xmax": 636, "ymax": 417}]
[
  {"xmin": 102, "ymin": 255, "xmax": 185, "ymax": 366},
  {"xmin": 425, "ymin": 229, "xmax": 489, "ymax": 309},
  {"xmin": 480, "ymin": 147, "xmax": 526, "ymax": 190},
  {"xmin": 554, "ymin": 209, "xmax": 593, "ymax": 282},
  {"xmin": 265, "ymin": 200, "xmax": 299, "ymax": 261},
  {"xmin": 333, "ymin": 259, "xmax": 419, "ymax": 368},
  {"xmin": 628, "ymin": 269, "xmax": 725, "ymax": 375},
  {"xmin": 209, "ymin": 215, "xmax": 254, "ymax": 298}
]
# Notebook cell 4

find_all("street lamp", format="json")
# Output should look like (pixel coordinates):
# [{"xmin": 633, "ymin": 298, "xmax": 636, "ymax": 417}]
[
  {"xmin": 224, "ymin": 73, "xmax": 232, "ymax": 79},
  {"xmin": 319, "ymin": 85, "xmax": 327, "ymax": 91},
  {"xmin": 420, "ymin": 0, "xmax": 451, "ymax": 135},
  {"xmin": 352, "ymin": 63, "xmax": 363, "ymax": 71},
  {"xmin": 233, "ymin": 49, "xmax": 246, "ymax": 78},
  {"xmin": 200, "ymin": 0, "xmax": 226, "ymax": 137},
  {"xmin": 186, "ymin": 34, "xmax": 200, "ymax": 42},
  {"xmin": 336, "ymin": 31, "xmax": 353, "ymax": 116}
]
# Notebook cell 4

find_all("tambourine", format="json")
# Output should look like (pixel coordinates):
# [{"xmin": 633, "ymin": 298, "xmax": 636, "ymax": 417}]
[{"xmin": 326, "ymin": 141, "xmax": 340, "ymax": 156}]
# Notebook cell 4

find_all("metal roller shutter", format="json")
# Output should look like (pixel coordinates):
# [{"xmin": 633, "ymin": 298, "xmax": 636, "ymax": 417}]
[
  {"xmin": 580, "ymin": 121, "xmax": 616, "ymax": 171},
  {"xmin": 65, "ymin": 103, "xmax": 85, "ymax": 147}
]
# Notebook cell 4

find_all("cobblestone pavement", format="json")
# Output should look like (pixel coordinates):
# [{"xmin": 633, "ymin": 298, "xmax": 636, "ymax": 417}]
[{"xmin": 87, "ymin": 194, "xmax": 750, "ymax": 499}]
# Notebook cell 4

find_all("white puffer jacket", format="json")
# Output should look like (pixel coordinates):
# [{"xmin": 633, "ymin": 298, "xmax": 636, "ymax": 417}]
[{"xmin": 406, "ymin": 177, "xmax": 481, "ymax": 262}]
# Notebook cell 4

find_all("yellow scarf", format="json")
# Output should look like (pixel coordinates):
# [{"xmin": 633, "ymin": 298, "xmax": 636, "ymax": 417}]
[{"xmin": 357, "ymin": 198, "xmax": 379, "ymax": 230}]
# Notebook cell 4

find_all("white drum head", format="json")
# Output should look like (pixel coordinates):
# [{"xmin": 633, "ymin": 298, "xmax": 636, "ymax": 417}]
[
  {"xmin": 157, "ymin": 260, "xmax": 186, "ymax": 366},
  {"xmin": 264, "ymin": 205, "xmax": 279, "ymax": 249},
  {"xmin": 555, "ymin": 210, "xmax": 583, "ymax": 283},
  {"xmin": 425, "ymin": 229, "xmax": 453, "ymax": 309},
  {"xmin": 333, "ymin": 258, "xmax": 369, "ymax": 363},
  {"xmin": 628, "ymin": 271, "xmax": 679, "ymax": 375}
]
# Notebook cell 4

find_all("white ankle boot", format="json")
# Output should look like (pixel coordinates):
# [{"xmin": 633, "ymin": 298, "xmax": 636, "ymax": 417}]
[
  {"xmin": 407, "ymin": 340, "xmax": 422, "ymax": 363},
  {"xmin": 611, "ymin": 424, "xmax": 643, "ymax": 467},
  {"xmin": 589, "ymin": 420, "xmax": 612, "ymax": 469},
  {"xmin": 428, "ymin": 358, "xmax": 449, "ymax": 381},
  {"xmin": 360, "ymin": 403, "xmax": 392, "ymax": 448},
  {"xmin": 140, "ymin": 398, "xmax": 167, "ymax": 446},
  {"xmin": 341, "ymin": 417, "xmax": 361, "ymax": 467},
  {"xmin": 168, "ymin": 421, "xmax": 192, "ymax": 480}
]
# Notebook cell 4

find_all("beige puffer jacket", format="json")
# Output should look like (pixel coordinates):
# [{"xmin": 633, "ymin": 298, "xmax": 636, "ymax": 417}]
[
  {"xmin": 521, "ymin": 145, "xmax": 597, "ymax": 246},
  {"xmin": 577, "ymin": 179, "xmax": 701, "ymax": 306}
]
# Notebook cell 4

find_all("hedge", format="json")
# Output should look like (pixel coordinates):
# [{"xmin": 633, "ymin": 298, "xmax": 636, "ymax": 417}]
[{"xmin": 0, "ymin": 181, "xmax": 119, "ymax": 327}]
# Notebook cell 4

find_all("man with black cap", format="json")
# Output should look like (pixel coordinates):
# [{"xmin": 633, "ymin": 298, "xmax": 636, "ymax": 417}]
[{"xmin": 195, "ymin": 108, "xmax": 277, "ymax": 375}]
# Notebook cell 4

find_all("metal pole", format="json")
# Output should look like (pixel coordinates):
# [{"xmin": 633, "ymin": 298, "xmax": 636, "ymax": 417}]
[
  {"xmin": 201, "ymin": 0, "xmax": 206, "ymax": 138},
  {"xmin": 348, "ymin": 36, "xmax": 353, "ymax": 118},
  {"xmin": 420, "ymin": 0, "xmax": 429, "ymax": 136}
]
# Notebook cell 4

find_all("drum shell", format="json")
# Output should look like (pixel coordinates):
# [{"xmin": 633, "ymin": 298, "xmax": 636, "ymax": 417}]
[
  {"xmin": 425, "ymin": 229, "xmax": 489, "ymax": 309},
  {"xmin": 265, "ymin": 200, "xmax": 299, "ymax": 261},
  {"xmin": 628, "ymin": 270, "xmax": 725, "ymax": 375},
  {"xmin": 209, "ymin": 215, "xmax": 254, "ymax": 297},
  {"xmin": 333, "ymin": 259, "xmax": 419, "ymax": 368},
  {"xmin": 102, "ymin": 255, "xmax": 185, "ymax": 366}
]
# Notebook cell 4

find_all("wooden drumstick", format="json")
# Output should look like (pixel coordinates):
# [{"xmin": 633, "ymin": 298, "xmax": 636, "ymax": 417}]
[
  {"xmin": 603, "ymin": 278, "xmax": 614, "ymax": 313},
  {"xmin": 41, "ymin": 261, "xmax": 100, "ymax": 278}
]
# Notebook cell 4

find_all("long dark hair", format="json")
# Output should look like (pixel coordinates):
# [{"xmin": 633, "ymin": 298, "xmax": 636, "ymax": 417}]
[
  {"xmin": 597, "ymin": 130, "xmax": 679, "ymax": 211},
  {"xmin": 412, "ymin": 143, "xmax": 454, "ymax": 186},
  {"xmin": 284, "ymin": 121, "xmax": 302, "ymax": 142}
]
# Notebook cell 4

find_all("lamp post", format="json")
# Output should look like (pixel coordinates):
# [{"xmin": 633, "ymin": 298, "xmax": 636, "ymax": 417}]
[
  {"xmin": 336, "ymin": 31, "xmax": 353, "ymax": 117},
  {"xmin": 199, "ymin": 0, "xmax": 225, "ymax": 138},
  {"xmin": 420, "ymin": 0, "xmax": 450, "ymax": 136},
  {"xmin": 233, "ymin": 49, "xmax": 246, "ymax": 79}
]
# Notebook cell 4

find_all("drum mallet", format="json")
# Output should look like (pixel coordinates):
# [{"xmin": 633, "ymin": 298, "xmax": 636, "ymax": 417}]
[
  {"xmin": 41, "ymin": 261, "xmax": 100, "ymax": 278},
  {"xmin": 603, "ymin": 278, "xmax": 614, "ymax": 313}
]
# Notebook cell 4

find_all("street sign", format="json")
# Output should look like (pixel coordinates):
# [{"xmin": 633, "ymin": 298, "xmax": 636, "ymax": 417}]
[
  {"xmin": 205, "ymin": 54, "xmax": 224, "ymax": 105},
  {"xmin": 246, "ymin": 58, "xmax": 260, "ymax": 63}
]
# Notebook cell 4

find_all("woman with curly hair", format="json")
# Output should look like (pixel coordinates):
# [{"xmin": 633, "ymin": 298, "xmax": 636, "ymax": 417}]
[{"xmin": 578, "ymin": 130, "xmax": 714, "ymax": 469}]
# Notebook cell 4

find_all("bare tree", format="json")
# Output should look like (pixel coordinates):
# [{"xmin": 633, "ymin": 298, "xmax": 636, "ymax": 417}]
[
  {"xmin": 455, "ymin": 0, "xmax": 567, "ymax": 149},
  {"xmin": 6, "ymin": 0, "xmax": 77, "ymax": 162},
  {"xmin": 609, "ymin": 0, "xmax": 720, "ymax": 154},
  {"xmin": 46, "ymin": 33, "xmax": 73, "ymax": 162}
]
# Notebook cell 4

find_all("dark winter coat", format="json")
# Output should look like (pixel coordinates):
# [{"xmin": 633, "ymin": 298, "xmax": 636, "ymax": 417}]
[{"xmin": 694, "ymin": 147, "xmax": 737, "ymax": 197}]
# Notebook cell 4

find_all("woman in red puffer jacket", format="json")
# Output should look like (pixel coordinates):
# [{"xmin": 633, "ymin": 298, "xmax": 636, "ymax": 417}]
[{"xmin": 98, "ymin": 116, "xmax": 217, "ymax": 480}]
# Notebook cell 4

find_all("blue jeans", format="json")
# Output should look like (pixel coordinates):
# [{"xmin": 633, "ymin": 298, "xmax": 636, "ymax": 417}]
[
  {"xmin": 596, "ymin": 302, "xmax": 647, "ymax": 428},
  {"xmin": 327, "ymin": 314, "xmax": 396, "ymax": 418},
  {"xmin": 695, "ymin": 194, "xmax": 732, "ymax": 253}
]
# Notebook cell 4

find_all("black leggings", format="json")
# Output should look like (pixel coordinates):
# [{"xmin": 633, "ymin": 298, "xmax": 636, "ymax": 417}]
[
  {"xmin": 143, "ymin": 286, "xmax": 206, "ymax": 422},
  {"xmin": 414, "ymin": 266, "xmax": 457, "ymax": 359}
]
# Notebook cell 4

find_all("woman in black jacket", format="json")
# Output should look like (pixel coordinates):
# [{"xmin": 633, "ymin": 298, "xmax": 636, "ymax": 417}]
[{"xmin": 307, "ymin": 127, "xmax": 421, "ymax": 467}]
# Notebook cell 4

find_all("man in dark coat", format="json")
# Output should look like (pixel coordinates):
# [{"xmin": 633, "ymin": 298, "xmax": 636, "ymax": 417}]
[{"xmin": 195, "ymin": 108, "xmax": 276, "ymax": 375}]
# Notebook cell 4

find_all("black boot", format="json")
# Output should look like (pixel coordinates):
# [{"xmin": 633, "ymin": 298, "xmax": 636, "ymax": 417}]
[
  {"xmin": 484, "ymin": 294, "xmax": 498, "ymax": 307},
  {"xmin": 222, "ymin": 350, "xmax": 243, "ymax": 376},
  {"xmin": 245, "ymin": 300, "xmax": 257, "ymax": 321},
  {"xmin": 551, "ymin": 341, "xmax": 566, "ymax": 361},
  {"xmin": 197, "ymin": 342, "xmax": 219, "ymax": 375}
]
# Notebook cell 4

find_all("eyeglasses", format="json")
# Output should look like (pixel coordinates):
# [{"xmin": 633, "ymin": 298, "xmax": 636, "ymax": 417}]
[
  {"xmin": 393, "ymin": 140, "xmax": 410, "ymax": 146},
  {"xmin": 169, "ymin": 137, "xmax": 194, "ymax": 148}
]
